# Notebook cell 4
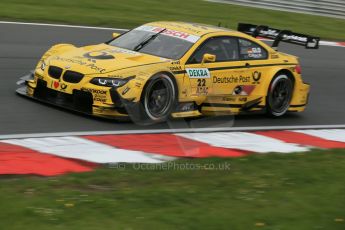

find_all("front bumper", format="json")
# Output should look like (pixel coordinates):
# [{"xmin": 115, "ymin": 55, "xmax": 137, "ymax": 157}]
[{"xmin": 16, "ymin": 72, "xmax": 130, "ymax": 119}]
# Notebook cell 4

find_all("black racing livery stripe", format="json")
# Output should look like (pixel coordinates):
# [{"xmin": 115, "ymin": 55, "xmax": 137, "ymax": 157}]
[
  {"xmin": 209, "ymin": 63, "xmax": 298, "ymax": 71},
  {"xmin": 201, "ymin": 103, "xmax": 265, "ymax": 109},
  {"xmin": 172, "ymin": 70, "xmax": 187, "ymax": 75},
  {"xmin": 172, "ymin": 63, "xmax": 298, "ymax": 75},
  {"xmin": 290, "ymin": 104, "xmax": 307, "ymax": 108},
  {"xmin": 202, "ymin": 103, "xmax": 241, "ymax": 108},
  {"xmin": 201, "ymin": 103, "xmax": 305, "ymax": 109}
]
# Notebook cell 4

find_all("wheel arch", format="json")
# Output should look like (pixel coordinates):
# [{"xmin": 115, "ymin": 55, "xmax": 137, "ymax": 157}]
[
  {"xmin": 263, "ymin": 68, "xmax": 295, "ymax": 95},
  {"xmin": 140, "ymin": 71, "xmax": 179, "ymax": 102},
  {"xmin": 274, "ymin": 69, "xmax": 295, "ymax": 85},
  {"xmin": 265, "ymin": 69, "xmax": 295, "ymax": 117},
  {"xmin": 133, "ymin": 71, "xmax": 178, "ymax": 123}
]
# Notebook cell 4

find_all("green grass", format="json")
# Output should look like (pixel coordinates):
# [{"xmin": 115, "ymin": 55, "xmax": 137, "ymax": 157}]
[
  {"xmin": 0, "ymin": 0, "xmax": 345, "ymax": 40},
  {"xmin": 1, "ymin": 150, "xmax": 345, "ymax": 229}
]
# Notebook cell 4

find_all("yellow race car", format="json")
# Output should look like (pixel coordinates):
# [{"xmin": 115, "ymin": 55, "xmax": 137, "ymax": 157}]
[{"xmin": 17, "ymin": 21, "xmax": 319, "ymax": 123}]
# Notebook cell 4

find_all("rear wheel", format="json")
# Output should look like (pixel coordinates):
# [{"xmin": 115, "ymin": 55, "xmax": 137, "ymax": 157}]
[{"xmin": 266, "ymin": 74, "xmax": 293, "ymax": 117}]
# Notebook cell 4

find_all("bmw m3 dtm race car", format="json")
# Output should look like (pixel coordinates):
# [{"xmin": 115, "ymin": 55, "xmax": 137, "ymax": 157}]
[{"xmin": 17, "ymin": 21, "xmax": 319, "ymax": 123}]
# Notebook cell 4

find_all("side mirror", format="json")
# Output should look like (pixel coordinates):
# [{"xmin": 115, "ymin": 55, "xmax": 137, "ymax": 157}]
[
  {"xmin": 202, "ymin": 53, "xmax": 216, "ymax": 64},
  {"xmin": 112, "ymin": 32, "xmax": 121, "ymax": 39}
]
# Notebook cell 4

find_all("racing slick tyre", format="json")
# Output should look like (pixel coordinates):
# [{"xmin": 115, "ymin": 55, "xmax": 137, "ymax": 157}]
[
  {"xmin": 266, "ymin": 74, "xmax": 293, "ymax": 117},
  {"xmin": 128, "ymin": 73, "xmax": 177, "ymax": 125}
]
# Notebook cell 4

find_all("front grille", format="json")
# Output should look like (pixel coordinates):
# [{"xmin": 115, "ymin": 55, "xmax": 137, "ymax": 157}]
[
  {"xmin": 63, "ymin": 71, "xmax": 84, "ymax": 83},
  {"xmin": 73, "ymin": 90, "xmax": 93, "ymax": 113},
  {"xmin": 48, "ymin": 66, "xmax": 63, "ymax": 79},
  {"xmin": 33, "ymin": 79, "xmax": 93, "ymax": 113}
]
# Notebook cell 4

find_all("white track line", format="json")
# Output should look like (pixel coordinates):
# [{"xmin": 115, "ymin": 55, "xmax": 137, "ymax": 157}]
[
  {"xmin": 2, "ymin": 125, "xmax": 345, "ymax": 140},
  {"xmin": 0, "ymin": 21, "xmax": 344, "ymax": 47},
  {"xmin": 0, "ymin": 20, "xmax": 127, "ymax": 31}
]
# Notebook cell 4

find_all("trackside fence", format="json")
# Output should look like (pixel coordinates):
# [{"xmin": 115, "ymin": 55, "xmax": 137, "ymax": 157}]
[{"xmin": 207, "ymin": 0, "xmax": 345, "ymax": 19}]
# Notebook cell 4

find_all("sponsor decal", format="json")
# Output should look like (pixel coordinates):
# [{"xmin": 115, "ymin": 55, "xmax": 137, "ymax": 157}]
[
  {"xmin": 51, "ymin": 81, "xmax": 67, "ymax": 91},
  {"xmin": 222, "ymin": 96, "xmax": 236, "ymax": 102},
  {"xmin": 213, "ymin": 76, "xmax": 250, "ymax": 84},
  {"xmin": 169, "ymin": 66, "xmax": 183, "ymax": 72},
  {"xmin": 82, "ymin": 87, "xmax": 108, "ymax": 102},
  {"xmin": 122, "ymin": 87, "xmax": 130, "ymax": 95},
  {"xmin": 60, "ymin": 83, "xmax": 67, "ymax": 90},
  {"xmin": 53, "ymin": 81, "xmax": 59, "ymax": 89},
  {"xmin": 107, "ymin": 48, "xmax": 139, "ymax": 55},
  {"xmin": 135, "ymin": 25, "xmax": 200, "ymax": 43},
  {"xmin": 83, "ymin": 51, "xmax": 115, "ymax": 60},
  {"xmin": 246, "ymin": 47, "xmax": 263, "ymax": 58},
  {"xmin": 82, "ymin": 88, "xmax": 107, "ymax": 95},
  {"xmin": 186, "ymin": 68, "xmax": 210, "ymax": 79},
  {"xmin": 171, "ymin": 60, "xmax": 180, "ymax": 65},
  {"xmin": 248, "ymin": 53, "xmax": 263, "ymax": 58},
  {"xmin": 53, "ymin": 56, "xmax": 106, "ymax": 73},
  {"xmin": 94, "ymin": 97, "xmax": 106, "ymax": 103},
  {"xmin": 248, "ymin": 47, "xmax": 262, "ymax": 54},
  {"xmin": 232, "ymin": 85, "xmax": 255, "ymax": 96},
  {"xmin": 192, "ymin": 86, "xmax": 208, "ymax": 96},
  {"xmin": 252, "ymin": 71, "xmax": 261, "ymax": 84},
  {"xmin": 233, "ymin": 86, "xmax": 243, "ymax": 95},
  {"xmin": 252, "ymin": 28, "xmax": 310, "ymax": 43},
  {"xmin": 193, "ymin": 79, "xmax": 208, "ymax": 96},
  {"xmin": 152, "ymin": 27, "xmax": 189, "ymax": 39},
  {"xmin": 196, "ymin": 86, "xmax": 208, "ymax": 96}
]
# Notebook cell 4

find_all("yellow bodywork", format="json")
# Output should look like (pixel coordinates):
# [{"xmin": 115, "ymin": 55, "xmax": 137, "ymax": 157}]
[{"xmin": 24, "ymin": 21, "xmax": 310, "ymax": 119}]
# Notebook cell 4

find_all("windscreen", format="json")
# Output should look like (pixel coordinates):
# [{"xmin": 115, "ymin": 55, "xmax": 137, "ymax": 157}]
[{"xmin": 109, "ymin": 25, "xmax": 200, "ymax": 60}]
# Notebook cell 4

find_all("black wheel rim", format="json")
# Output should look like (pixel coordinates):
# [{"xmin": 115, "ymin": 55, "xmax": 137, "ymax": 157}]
[
  {"xmin": 145, "ymin": 78, "xmax": 173, "ymax": 119},
  {"xmin": 270, "ymin": 78, "xmax": 292, "ymax": 113}
]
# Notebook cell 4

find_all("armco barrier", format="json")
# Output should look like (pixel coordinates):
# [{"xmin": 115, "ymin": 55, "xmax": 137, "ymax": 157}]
[{"xmin": 207, "ymin": 0, "xmax": 345, "ymax": 19}]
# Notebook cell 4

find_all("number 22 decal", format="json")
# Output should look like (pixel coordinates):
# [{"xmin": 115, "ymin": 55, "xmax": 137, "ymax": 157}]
[{"xmin": 197, "ymin": 79, "xmax": 206, "ymax": 87}]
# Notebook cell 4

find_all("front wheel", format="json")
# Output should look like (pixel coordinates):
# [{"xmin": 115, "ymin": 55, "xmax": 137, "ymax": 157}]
[
  {"xmin": 128, "ymin": 73, "xmax": 177, "ymax": 125},
  {"xmin": 266, "ymin": 74, "xmax": 293, "ymax": 117}
]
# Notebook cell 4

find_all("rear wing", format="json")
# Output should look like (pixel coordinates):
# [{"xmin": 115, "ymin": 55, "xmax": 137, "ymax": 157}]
[{"xmin": 237, "ymin": 23, "xmax": 320, "ymax": 50}]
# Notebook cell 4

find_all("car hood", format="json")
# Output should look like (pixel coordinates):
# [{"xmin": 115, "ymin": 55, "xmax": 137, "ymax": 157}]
[{"xmin": 47, "ymin": 43, "xmax": 169, "ymax": 75}]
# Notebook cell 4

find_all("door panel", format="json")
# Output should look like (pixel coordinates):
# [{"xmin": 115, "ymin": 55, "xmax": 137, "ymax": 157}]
[{"xmin": 185, "ymin": 36, "xmax": 245, "ymax": 99}]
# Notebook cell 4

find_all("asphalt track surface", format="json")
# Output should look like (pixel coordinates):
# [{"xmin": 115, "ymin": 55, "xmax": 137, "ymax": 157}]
[{"xmin": 1, "ymin": 23, "xmax": 345, "ymax": 135}]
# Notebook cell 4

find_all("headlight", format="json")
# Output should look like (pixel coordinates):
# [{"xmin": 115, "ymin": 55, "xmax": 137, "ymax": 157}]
[
  {"xmin": 90, "ymin": 76, "xmax": 134, "ymax": 87},
  {"xmin": 40, "ymin": 61, "xmax": 46, "ymax": 71}
]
